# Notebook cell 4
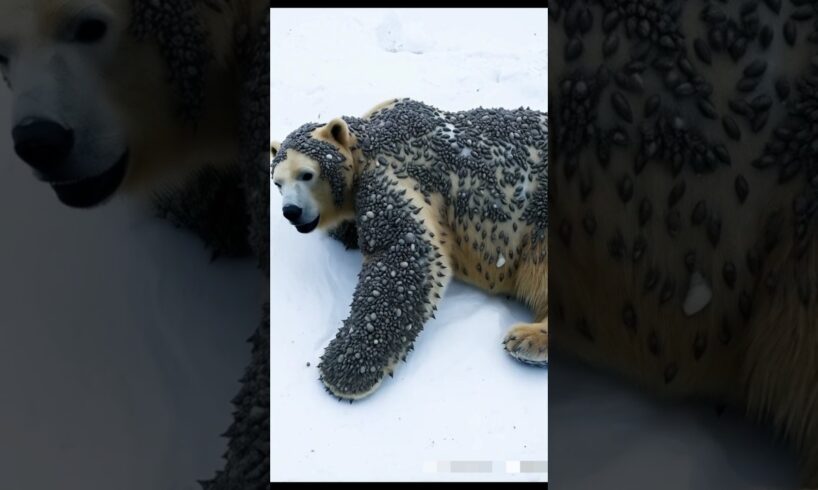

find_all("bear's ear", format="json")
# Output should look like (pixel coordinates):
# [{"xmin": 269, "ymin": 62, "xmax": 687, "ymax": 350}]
[
  {"xmin": 321, "ymin": 118, "xmax": 351, "ymax": 148},
  {"xmin": 271, "ymin": 141, "xmax": 281, "ymax": 158}
]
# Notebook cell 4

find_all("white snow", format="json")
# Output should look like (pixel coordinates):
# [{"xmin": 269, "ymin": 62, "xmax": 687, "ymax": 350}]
[
  {"xmin": 270, "ymin": 8, "xmax": 547, "ymax": 482},
  {"xmin": 0, "ymin": 92, "xmax": 262, "ymax": 487}
]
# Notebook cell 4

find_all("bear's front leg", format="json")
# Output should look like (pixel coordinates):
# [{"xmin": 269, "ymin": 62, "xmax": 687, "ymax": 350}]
[{"xmin": 318, "ymin": 172, "xmax": 451, "ymax": 400}]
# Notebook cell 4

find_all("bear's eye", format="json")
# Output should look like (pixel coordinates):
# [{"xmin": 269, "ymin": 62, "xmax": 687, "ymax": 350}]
[
  {"xmin": 274, "ymin": 181, "xmax": 282, "ymax": 189},
  {"xmin": 300, "ymin": 172, "xmax": 314, "ymax": 182},
  {"xmin": 74, "ymin": 19, "xmax": 108, "ymax": 44}
]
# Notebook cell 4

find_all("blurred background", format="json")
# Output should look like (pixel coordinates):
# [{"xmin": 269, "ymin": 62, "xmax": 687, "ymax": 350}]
[
  {"xmin": 547, "ymin": 1, "xmax": 799, "ymax": 488},
  {"xmin": 0, "ymin": 74, "xmax": 263, "ymax": 489}
]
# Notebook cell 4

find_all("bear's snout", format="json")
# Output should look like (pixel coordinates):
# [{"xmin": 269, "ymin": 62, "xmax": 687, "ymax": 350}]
[
  {"xmin": 12, "ymin": 119, "xmax": 74, "ymax": 171},
  {"xmin": 282, "ymin": 204, "xmax": 302, "ymax": 222}
]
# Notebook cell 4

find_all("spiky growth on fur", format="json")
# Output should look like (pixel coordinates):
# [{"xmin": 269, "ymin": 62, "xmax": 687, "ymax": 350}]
[
  {"xmin": 550, "ymin": 1, "xmax": 818, "ymax": 486},
  {"xmin": 273, "ymin": 98, "xmax": 548, "ymax": 400},
  {"xmin": 273, "ymin": 122, "xmax": 354, "ymax": 206},
  {"xmin": 318, "ymin": 170, "xmax": 441, "ymax": 397}
]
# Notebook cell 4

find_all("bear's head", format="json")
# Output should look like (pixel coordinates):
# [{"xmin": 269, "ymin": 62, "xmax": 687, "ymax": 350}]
[
  {"xmin": 0, "ymin": 0, "xmax": 238, "ymax": 208},
  {"xmin": 271, "ymin": 118, "xmax": 357, "ymax": 234}
]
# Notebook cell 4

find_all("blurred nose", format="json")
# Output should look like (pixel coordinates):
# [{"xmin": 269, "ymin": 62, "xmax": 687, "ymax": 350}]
[
  {"xmin": 283, "ymin": 204, "xmax": 302, "ymax": 222},
  {"xmin": 12, "ymin": 119, "xmax": 74, "ymax": 170}
]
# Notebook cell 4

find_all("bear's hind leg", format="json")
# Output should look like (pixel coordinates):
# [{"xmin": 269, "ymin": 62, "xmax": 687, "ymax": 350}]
[
  {"xmin": 504, "ymin": 241, "xmax": 548, "ymax": 367},
  {"xmin": 743, "ymin": 245, "xmax": 818, "ymax": 489}
]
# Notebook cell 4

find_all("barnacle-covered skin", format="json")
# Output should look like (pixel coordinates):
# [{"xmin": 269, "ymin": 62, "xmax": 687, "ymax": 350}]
[
  {"xmin": 272, "ymin": 98, "xmax": 548, "ymax": 400},
  {"xmin": 319, "ymin": 171, "xmax": 446, "ymax": 398},
  {"xmin": 550, "ymin": 1, "xmax": 818, "ymax": 486}
]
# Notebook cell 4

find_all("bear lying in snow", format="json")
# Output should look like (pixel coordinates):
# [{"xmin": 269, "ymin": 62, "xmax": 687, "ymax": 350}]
[{"xmin": 272, "ymin": 98, "xmax": 549, "ymax": 400}]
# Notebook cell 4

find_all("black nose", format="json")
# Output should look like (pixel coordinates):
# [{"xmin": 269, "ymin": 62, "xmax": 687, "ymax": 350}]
[
  {"xmin": 12, "ymin": 119, "xmax": 74, "ymax": 170},
  {"xmin": 283, "ymin": 204, "xmax": 302, "ymax": 222}
]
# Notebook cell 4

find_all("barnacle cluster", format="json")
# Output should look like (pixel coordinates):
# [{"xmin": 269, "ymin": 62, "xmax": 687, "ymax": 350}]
[{"xmin": 550, "ymin": 0, "xmax": 818, "ymax": 386}]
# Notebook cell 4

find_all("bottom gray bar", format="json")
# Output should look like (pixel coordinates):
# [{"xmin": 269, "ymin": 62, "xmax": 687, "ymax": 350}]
[
  {"xmin": 450, "ymin": 461, "xmax": 493, "ymax": 473},
  {"xmin": 424, "ymin": 460, "xmax": 548, "ymax": 473},
  {"xmin": 520, "ymin": 460, "xmax": 548, "ymax": 473}
]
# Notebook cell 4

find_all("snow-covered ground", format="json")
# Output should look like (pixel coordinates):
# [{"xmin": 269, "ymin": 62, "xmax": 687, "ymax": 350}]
[
  {"xmin": 269, "ymin": 8, "xmax": 549, "ymax": 482},
  {"xmin": 0, "ymin": 88, "xmax": 262, "ymax": 487}
]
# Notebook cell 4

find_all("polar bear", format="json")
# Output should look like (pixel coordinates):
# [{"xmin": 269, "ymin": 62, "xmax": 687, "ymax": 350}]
[
  {"xmin": 272, "ymin": 98, "xmax": 549, "ymax": 400},
  {"xmin": 550, "ymin": 1, "xmax": 818, "ymax": 487},
  {"xmin": 0, "ymin": 1, "xmax": 269, "ymax": 488}
]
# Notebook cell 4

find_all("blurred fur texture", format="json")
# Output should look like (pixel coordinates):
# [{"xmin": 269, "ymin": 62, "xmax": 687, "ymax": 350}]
[{"xmin": 550, "ymin": 2, "xmax": 818, "ymax": 487}]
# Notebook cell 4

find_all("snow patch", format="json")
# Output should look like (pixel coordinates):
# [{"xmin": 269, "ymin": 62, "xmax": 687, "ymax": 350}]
[{"xmin": 376, "ymin": 12, "xmax": 433, "ymax": 54}]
